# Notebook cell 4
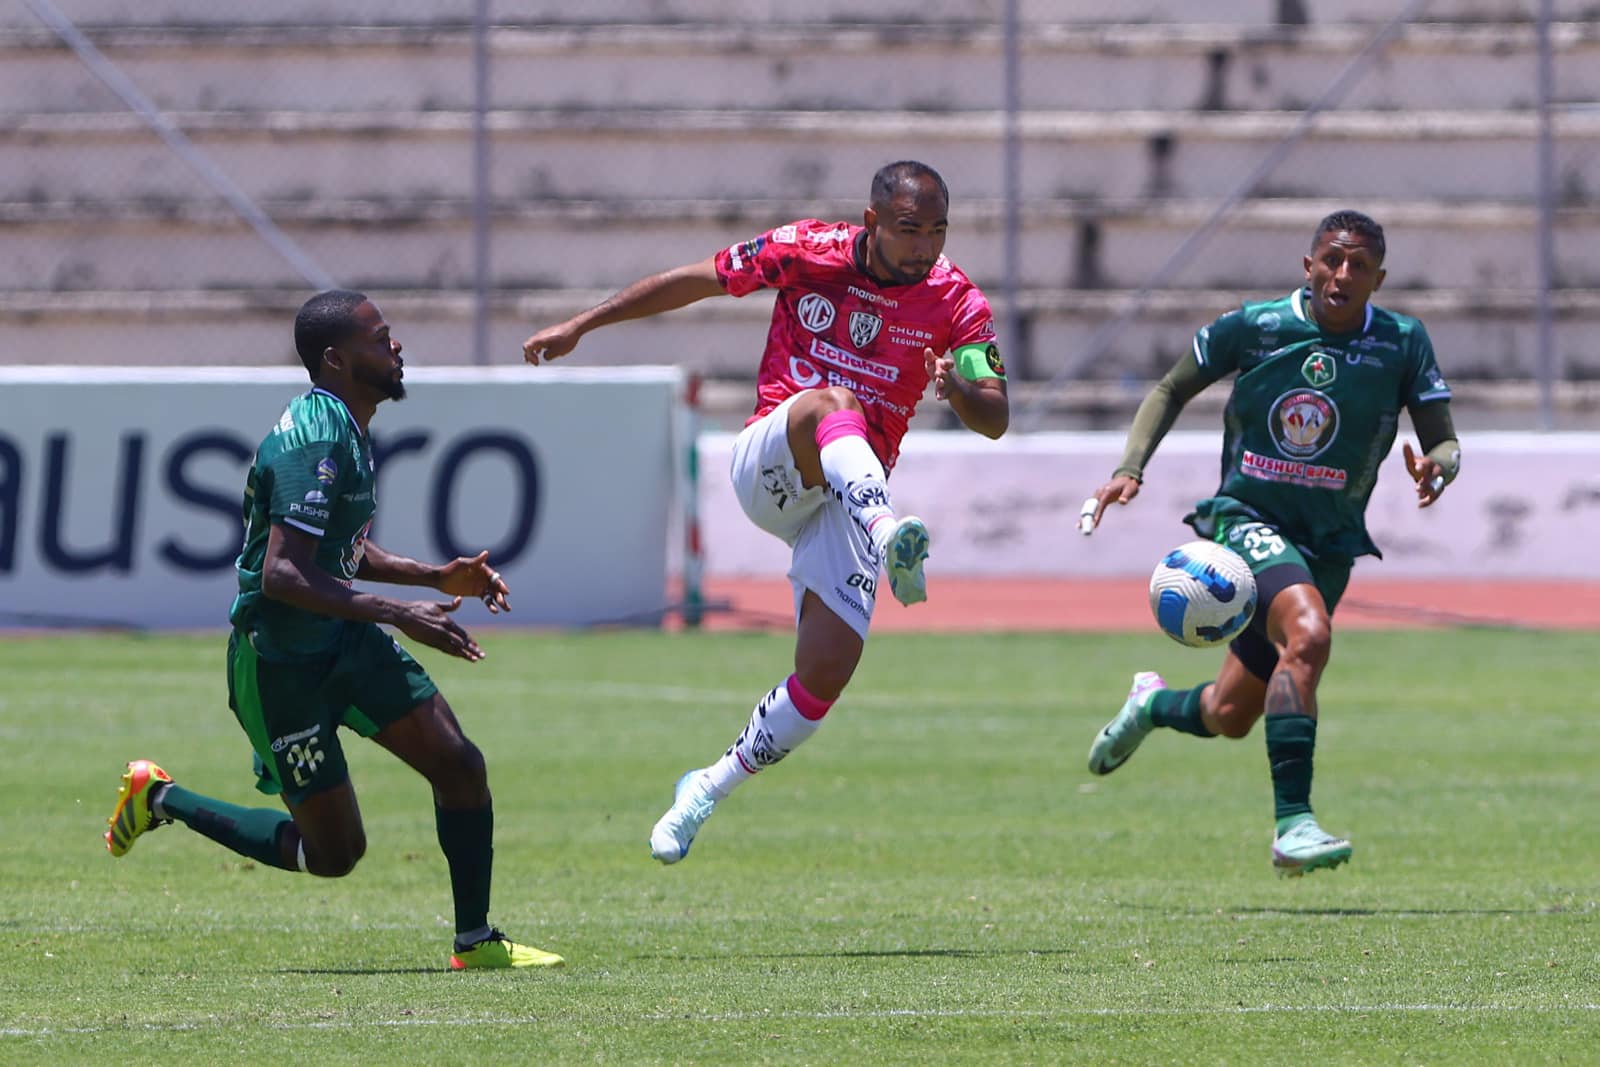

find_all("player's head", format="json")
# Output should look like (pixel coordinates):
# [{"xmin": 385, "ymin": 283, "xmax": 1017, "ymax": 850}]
[
  {"xmin": 862, "ymin": 160, "xmax": 949, "ymax": 287},
  {"xmin": 293, "ymin": 289, "xmax": 406, "ymax": 401},
  {"xmin": 1303, "ymin": 209, "xmax": 1386, "ymax": 334}
]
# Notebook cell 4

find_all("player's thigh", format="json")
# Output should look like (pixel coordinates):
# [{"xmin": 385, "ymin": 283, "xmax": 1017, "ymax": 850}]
[
  {"xmin": 226, "ymin": 630, "xmax": 355, "ymax": 805},
  {"xmin": 328, "ymin": 621, "xmax": 440, "ymax": 741},
  {"xmin": 730, "ymin": 393, "xmax": 826, "ymax": 543},
  {"xmin": 788, "ymin": 499, "xmax": 879, "ymax": 646}
]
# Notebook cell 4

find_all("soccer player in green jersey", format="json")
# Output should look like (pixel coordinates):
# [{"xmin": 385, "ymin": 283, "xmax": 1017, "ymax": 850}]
[
  {"xmin": 1080, "ymin": 211, "xmax": 1462, "ymax": 876},
  {"xmin": 105, "ymin": 290, "xmax": 562, "ymax": 969}
]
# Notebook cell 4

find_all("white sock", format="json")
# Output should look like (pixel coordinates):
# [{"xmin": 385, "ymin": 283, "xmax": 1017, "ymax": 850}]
[
  {"xmin": 702, "ymin": 675, "xmax": 836, "ymax": 799},
  {"xmin": 816, "ymin": 410, "xmax": 896, "ymax": 558},
  {"xmin": 295, "ymin": 839, "xmax": 308, "ymax": 873}
]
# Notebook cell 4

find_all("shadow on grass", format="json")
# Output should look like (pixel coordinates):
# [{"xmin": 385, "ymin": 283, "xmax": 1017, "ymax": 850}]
[
  {"xmin": 1120, "ymin": 903, "xmax": 1549, "ymax": 917},
  {"xmin": 638, "ymin": 947, "xmax": 1080, "ymax": 961},
  {"xmin": 277, "ymin": 967, "xmax": 455, "ymax": 975}
]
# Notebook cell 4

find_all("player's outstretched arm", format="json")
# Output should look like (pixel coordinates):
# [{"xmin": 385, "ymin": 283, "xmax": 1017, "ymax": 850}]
[
  {"xmin": 357, "ymin": 544, "xmax": 511, "ymax": 614},
  {"xmin": 1080, "ymin": 351, "xmax": 1209, "ymax": 535},
  {"xmin": 262, "ymin": 525, "xmax": 486, "ymax": 661},
  {"xmin": 522, "ymin": 256, "xmax": 725, "ymax": 364}
]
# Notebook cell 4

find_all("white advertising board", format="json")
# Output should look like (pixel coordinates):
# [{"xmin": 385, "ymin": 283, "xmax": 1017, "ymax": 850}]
[
  {"xmin": 0, "ymin": 367, "xmax": 681, "ymax": 628},
  {"xmin": 701, "ymin": 430, "xmax": 1600, "ymax": 579}
]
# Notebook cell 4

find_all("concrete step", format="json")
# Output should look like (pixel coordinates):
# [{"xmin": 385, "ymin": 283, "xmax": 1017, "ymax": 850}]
[
  {"xmin": 5, "ymin": 108, "xmax": 1598, "ymax": 205},
  {"xmin": 7, "ymin": 197, "xmax": 1600, "ymax": 294},
  {"xmin": 2, "ymin": 287, "xmax": 1596, "ymax": 382},
  {"xmin": 5, "ymin": 22, "xmax": 1597, "ymax": 113},
  {"xmin": 2, "ymin": 0, "xmax": 1595, "ymax": 29}
]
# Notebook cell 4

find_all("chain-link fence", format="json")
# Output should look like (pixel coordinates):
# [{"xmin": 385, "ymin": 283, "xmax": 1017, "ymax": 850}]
[{"xmin": 2, "ymin": 0, "xmax": 1595, "ymax": 428}]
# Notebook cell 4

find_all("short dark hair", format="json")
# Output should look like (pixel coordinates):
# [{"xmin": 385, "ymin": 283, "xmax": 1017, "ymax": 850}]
[
  {"xmin": 1312, "ymin": 210, "xmax": 1385, "ymax": 262},
  {"xmin": 870, "ymin": 160, "xmax": 949, "ymax": 212},
  {"xmin": 293, "ymin": 289, "xmax": 368, "ymax": 380}
]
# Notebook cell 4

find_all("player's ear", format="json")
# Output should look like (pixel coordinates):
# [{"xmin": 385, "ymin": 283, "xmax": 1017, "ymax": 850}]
[
  {"xmin": 320, "ymin": 345, "xmax": 344, "ymax": 375},
  {"xmin": 863, "ymin": 205, "xmax": 878, "ymax": 230},
  {"xmin": 1372, "ymin": 267, "xmax": 1386, "ymax": 292},
  {"xmin": 1302, "ymin": 253, "xmax": 1313, "ymax": 279}
]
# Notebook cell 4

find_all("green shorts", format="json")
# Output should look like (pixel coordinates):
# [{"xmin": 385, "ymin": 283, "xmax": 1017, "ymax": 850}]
[
  {"xmin": 226, "ymin": 622, "xmax": 438, "ymax": 803},
  {"xmin": 1189, "ymin": 499, "xmax": 1353, "ymax": 682}
]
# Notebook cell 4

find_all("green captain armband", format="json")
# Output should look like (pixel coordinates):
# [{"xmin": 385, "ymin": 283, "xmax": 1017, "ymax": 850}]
[{"xmin": 953, "ymin": 342, "xmax": 1006, "ymax": 381}]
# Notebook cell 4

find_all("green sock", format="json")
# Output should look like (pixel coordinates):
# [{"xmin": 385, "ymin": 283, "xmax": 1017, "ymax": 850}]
[
  {"xmin": 1148, "ymin": 685, "xmax": 1215, "ymax": 737},
  {"xmin": 436, "ymin": 805, "xmax": 494, "ymax": 937},
  {"xmin": 156, "ymin": 783, "xmax": 297, "ymax": 871},
  {"xmin": 1266, "ymin": 713, "xmax": 1317, "ymax": 826}
]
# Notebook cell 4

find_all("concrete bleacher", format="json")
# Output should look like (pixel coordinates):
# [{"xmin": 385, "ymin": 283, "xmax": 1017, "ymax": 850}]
[{"xmin": 2, "ymin": 0, "xmax": 1596, "ymax": 423}]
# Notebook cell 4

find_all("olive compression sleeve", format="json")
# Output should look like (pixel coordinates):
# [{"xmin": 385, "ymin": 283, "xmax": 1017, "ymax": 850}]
[{"xmin": 1113, "ymin": 352, "xmax": 1212, "ymax": 482}]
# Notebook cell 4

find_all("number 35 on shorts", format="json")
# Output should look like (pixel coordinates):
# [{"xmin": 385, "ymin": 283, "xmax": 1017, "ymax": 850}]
[{"xmin": 1238, "ymin": 523, "xmax": 1288, "ymax": 563}]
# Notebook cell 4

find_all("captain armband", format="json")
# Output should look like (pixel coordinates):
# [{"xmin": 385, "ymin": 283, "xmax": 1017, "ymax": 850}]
[{"xmin": 953, "ymin": 342, "xmax": 1006, "ymax": 381}]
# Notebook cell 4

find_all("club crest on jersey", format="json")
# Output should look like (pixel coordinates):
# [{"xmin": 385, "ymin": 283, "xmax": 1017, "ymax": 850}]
[
  {"xmin": 796, "ymin": 293, "xmax": 836, "ymax": 333},
  {"xmin": 315, "ymin": 457, "xmax": 338, "ymax": 485},
  {"xmin": 1301, "ymin": 352, "xmax": 1337, "ymax": 388},
  {"xmin": 1268, "ymin": 388, "xmax": 1340, "ymax": 460},
  {"xmin": 848, "ymin": 311, "xmax": 883, "ymax": 348}
]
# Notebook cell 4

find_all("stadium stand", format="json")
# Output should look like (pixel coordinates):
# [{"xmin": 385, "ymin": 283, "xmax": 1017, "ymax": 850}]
[{"xmin": 1, "ymin": 0, "xmax": 1596, "ymax": 426}]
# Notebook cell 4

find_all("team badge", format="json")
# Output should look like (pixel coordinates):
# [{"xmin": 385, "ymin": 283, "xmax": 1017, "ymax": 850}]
[
  {"xmin": 848, "ymin": 311, "xmax": 883, "ymax": 348},
  {"xmin": 1301, "ymin": 352, "xmax": 1337, "ymax": 388},
  {"xmin": 1268, "ymin": 388, "xmax": 1340, "ymax": 460},
  {"xmin": 796, "ymin": 293, "xmax": 836, "ymax": 333},
  {"xmin": 985, "ymin": 343, "xmax": 1006, "ymax": 376},
  {"xmin": 315, "ymin": 457, "xmax": 338, "ymax": 485},
  {"xmin": 728, "ymin": 235, "xmax": 765, "ymax": 271}
]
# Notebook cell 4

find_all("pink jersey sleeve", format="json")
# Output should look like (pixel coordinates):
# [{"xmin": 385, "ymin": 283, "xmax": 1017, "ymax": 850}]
[
  {"xmin": 948, "ymin": 285, "xmax": 998, "ymax": 351},
  {"xmin": 714, "ymin": 221, "xmax": 821, "ymax": 297}
]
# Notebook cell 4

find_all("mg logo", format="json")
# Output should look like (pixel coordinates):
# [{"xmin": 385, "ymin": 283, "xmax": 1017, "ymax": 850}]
[
  {"xmin": 848, "ymin": 311, "xmax": 883, "ymax": 348},
  {"xmin": 796, "ymin": 293, "xmax": 836, "ymax": 333}
]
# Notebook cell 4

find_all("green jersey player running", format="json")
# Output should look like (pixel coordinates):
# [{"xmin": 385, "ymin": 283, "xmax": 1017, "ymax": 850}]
[
  {"xmin": 104, "ymin": 290, "xmax": 562, "ymax": 969},
  {"xmin": 1081, "ymin": 210, "xmax": 1462, "ymax": 876}
]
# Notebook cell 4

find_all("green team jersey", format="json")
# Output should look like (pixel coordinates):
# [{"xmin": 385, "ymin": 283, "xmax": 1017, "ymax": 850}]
[
  {"xmin": 1190, "ymin": 288, "xmax": 1452, "ymax": 561},
  {"xmin": 229, "ymin": 388, "xmax": 377, "ymax": 661}
]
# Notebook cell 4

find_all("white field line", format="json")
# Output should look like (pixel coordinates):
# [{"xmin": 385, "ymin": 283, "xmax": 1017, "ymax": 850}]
[{"xmin": 6, "ymin": 1002, "xmax": 1600, "ymax": 1037}]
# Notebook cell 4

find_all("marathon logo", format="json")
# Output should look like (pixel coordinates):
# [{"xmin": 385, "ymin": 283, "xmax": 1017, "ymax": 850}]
[
  {"xmin": 847, "ymin": 286, "xmax": 899, "ymax": 308},
  {"xmin": 808, "ymin": 337, "xmax": 900, "ymax": 383},
  {"xmin": 1240, "ymin": 450, "xmax": 1348, "ymax": 490}
]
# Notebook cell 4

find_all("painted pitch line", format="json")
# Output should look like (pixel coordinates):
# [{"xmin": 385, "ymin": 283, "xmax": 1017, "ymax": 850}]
[{"xmin": 7, "ymin": 1002, "xmax": 1600, "ymax": 1037}]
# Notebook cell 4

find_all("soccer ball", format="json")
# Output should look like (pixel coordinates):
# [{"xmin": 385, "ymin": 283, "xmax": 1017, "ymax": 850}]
[{"xmin": 1148, "ymin": 540, "xmax": 1258, "ymax": 648}]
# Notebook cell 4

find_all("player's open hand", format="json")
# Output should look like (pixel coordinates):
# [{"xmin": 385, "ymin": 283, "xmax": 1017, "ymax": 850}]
[
  {"xmin": 522, "ymin": 321, "xmax": 581, "ymax": 365},
  {"xmin": 396, "ymin": 596, "xmax": 486, "ymax": 662},
  {"xmin": 1401, "ymin": 440, "xmax": 1446, "ymax": 508},
  {"xmin": 437, "ymin": 549, "xmax": 511, "ymax": 614},
  {"xmin": 924, "ymin": 346, "xmax": 957, "ymax": 401},
  {"xmin": 1079, "ymin": 475, "xmax": 1142, "ymax": 536}
]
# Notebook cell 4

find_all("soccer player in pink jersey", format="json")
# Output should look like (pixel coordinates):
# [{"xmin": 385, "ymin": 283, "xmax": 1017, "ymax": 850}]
[{"xmin": 521, "ymin": 161, "xmax": 1009, "ymax": 863}]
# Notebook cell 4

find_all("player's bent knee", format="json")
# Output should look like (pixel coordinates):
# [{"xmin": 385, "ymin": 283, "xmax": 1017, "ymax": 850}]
[
  {"xmin": 305, "ymin": 836, "xmax": 365, "ymax": 878},
  {"xmin": 1209, "ymin": 707, "xmax": 1258, "ymax": 740},
  {"xmin": 1284, "ymin": 616, "xmax": 1332, "ymax": 673}
]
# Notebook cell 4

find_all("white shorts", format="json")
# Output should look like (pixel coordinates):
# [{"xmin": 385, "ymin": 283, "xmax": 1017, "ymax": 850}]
[{"xmin": 729, "ymin": 393, "xmax": 881, "ymax": 640}]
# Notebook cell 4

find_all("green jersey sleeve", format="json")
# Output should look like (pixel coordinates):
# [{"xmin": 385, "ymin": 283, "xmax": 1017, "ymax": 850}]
[
  {"xmin": 1191, "ymin": 308, "xmax": 1248, "ymax": 380},
  {"xmin": 265, "ymin": 444, "xmax": 346, "ymax": 538},
  {"xmin": 1401, "ymin": 320, "xmax": 1453, "ymax": 408}
]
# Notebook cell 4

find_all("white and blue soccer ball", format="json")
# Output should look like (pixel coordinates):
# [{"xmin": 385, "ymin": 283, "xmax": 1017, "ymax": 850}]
[{"xmin": 1148, "ymin": 540, "xmax": 1258, "ymax": 648}]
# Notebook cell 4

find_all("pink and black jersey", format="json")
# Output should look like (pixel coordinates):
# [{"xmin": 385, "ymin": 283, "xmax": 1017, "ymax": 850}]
[{"xmin": 714, "ymin": 219, "xmax": 996, "ymax": 471}]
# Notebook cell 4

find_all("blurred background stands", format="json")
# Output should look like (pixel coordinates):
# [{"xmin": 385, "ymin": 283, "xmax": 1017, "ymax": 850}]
[{"xmin": 1, "ymin": 0, "xmax": 1596, "ymax": 430}]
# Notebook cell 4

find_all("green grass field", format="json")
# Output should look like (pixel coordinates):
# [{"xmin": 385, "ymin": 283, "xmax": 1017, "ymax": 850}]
[{"xmin": 3, "ymin": 627, "xmax": 1597, "ymax": 1064}]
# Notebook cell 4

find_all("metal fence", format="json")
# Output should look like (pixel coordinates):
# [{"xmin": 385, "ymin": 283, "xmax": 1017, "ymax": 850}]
[{"xmin": 3, "ymin": 0, "xmax": 1594, "ymax": 428}]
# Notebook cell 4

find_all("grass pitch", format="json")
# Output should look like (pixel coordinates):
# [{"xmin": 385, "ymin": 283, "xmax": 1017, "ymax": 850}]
[{"xmin": 3, "ymin": 627, "xmax": 1597, "ymax": 1064}]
